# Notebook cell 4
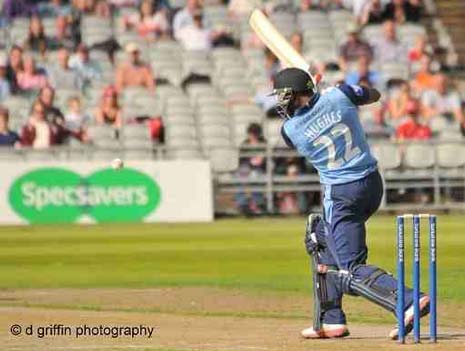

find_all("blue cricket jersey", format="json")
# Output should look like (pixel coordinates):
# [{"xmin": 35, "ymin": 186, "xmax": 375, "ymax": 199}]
[{"xmin": 282, "ymin": 84, "xmax": 378, "ymax": 185}]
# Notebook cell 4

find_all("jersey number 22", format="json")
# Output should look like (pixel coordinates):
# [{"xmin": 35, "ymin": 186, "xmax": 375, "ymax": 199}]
[{"xmin": 313, "ymin": 123, "xmax": 361, "ymax": 169}]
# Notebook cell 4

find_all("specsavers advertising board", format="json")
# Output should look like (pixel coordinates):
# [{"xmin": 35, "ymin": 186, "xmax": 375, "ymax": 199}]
[{"xmin": 0, "ymin": 161, "xmax": 213, "ymax": 224}]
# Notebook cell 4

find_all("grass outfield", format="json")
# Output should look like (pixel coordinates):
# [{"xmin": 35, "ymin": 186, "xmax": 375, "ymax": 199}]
[{"xmin": 0, "ymin": 215, "xmax": 463, "ymax": 302}]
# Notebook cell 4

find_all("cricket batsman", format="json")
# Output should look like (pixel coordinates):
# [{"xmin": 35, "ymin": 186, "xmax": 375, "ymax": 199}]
[{"xmin": 274, "ymin": 68, "xmax": 430, "ymax": 339}]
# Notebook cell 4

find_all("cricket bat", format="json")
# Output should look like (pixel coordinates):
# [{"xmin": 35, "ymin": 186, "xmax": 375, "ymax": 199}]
[{"xmin": 249, "ymin": 9, "xmax": 315, "ymax": 85}]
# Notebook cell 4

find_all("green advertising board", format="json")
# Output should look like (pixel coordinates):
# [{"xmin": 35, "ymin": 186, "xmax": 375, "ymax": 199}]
[{"xmin": 8, "ymin": 167, "xmax": 161, "ymax": 224}]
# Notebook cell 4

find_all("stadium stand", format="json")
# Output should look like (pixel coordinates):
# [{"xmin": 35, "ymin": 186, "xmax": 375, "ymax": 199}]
[{"xmin": 0, "ymin": 0, "xmax": 463, "ymax": 215}]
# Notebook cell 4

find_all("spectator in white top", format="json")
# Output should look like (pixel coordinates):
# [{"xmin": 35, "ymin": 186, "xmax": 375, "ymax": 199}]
[
  {"xmin": 123, "ymin": 0, "xmax": 169, "ymax": 41},
  {"xmin": 177, "ymin": 10, "xmax": 222, "ymax": 51},
  {"xmin": 173, "ymin": 0, "xmax": 201, "ymax": 40},
  {"xmin": 69, "ymin": 44, "xmax": 102, "ymax": 88},
  {"xmin": 48, "ymin": 46, "xmax": 83, "ymax": 90},
  {"xmin": 372, "ymin": 20, "xmax": 408, "ymax": 64},
  {"xmin": 421, "ymin": 74, "xmax": 464, "ymax": 125}
]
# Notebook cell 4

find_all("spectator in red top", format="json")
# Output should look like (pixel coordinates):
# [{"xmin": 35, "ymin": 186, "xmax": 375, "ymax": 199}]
[
  {"xmin": 408, "ymin": 35, "xmax": 430, "ymax": 64},
  {"xmin": 396, "ymin": 99, "xmax": 432, "ymax": 140},
  {"xmin": 94, "ymin": 86, "xmax": 123, "ymax": 130},
  {"xmin": 20, "ymin": 101, "xmax": 57, "ymax": 148}
]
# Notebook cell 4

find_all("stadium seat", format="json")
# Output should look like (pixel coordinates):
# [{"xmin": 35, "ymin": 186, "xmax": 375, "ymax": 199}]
[
  {"xmin": 371, "ymin": 144, "xmax": 402, "ymax": 170},
  {"xmin": 208, "ymin": 148, "xmax": 239, "ymax": 172},
  {"xmin": 437, "ymin": 144, "xmax": 465, "ymax": 168},
  {"xmin": 403, "ymin": 144, "xmax": 435, "ymax": 169},
  {"xmin": 168, "ymin": 148, "xmax": 203, "ymax": 160}
]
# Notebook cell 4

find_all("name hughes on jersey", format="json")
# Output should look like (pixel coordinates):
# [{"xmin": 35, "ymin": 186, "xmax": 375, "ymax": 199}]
[{"xmin": 304, "ymin": 110, "xmax": 342, "ymax": 140}]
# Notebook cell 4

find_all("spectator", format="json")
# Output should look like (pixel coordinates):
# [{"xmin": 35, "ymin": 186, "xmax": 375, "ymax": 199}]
[
  {"xmin": 411, "ymin": 55, "xmax": 438, "ymax": 94},
  {"xmin": 408, "ymin": 35, "xmax": 431, "ymax": 65},
  {"xmin": 115, "ymin": 43, "xmax": 155, "ymax": 92},
  {"xmin": 359, "ymin": 0, "xmax": 385, "ymax": 25},
  {"xmin": 264, "ymin": 49, "xmax": 280, "ymax": 80},
  {"xmin": 17, "ymin": 55, "xmax": 48, "ymax": 92},
  {"xmin": 38, "ymin": 0, "xmax": 71, "ymax": 17},
  {"xmin": 0, "ymin": 107, "xmax": 19, "ymax": 147},
  {"xmin": 6, "ymin": 45, "xmax": 24, "ymax": 94},
  {"xmin": 345, "ymin": 55, "xmax": 380, "ymax": 88},
  {"xmin": 0, "ymin": 56, "xmax": 11, "ymax": 101},
  {"xmin": 396, "ymin": 99, "xmax": 432, "ymax": 140},
  {"xmin": 48, "ymin": 47, "xmax": 83, "ymax": 90},
  {"xmin": 228, "ymin": 0, "xmax": 259, "ymax": 20},
  {"xmin": 236, "ymin": 123, "xmax": 267, "ymax": 215},
  {"xmin": 276, "ymin": 159, "xmax": 308, "ymax": 214},
  {"xmin": 290, "ymin": 32, "xmax": 303, "ymax": 55},
  {"xmin": 23, "ymin": 15, "xmax": 58, "ymax": 58},
  {"xmin": 64, "ymin": 96, "xmax": 90, "ymax": 141},
  {"xmin": 372, "ymin": 20, "xmax": 408, "ymax": 64},
  {"xmin": 384, "ymin": 0, "xmax": 422, "ymax": 23},
  {"xmin": 173, "ymin": 0, "xmax": 201, "ymax": 40},
  {"xmin": 386, "ymin": 80, "xmax": 417, "ymax": 122},
  {"xmin": 422, "ymin": 74, "xmax": 465, "ymax": 125},
  {"xmin": 94, "ymin": 86, "xmax": 123, "ymax": 129},
  {"xmin": 69, "ymin": 44, "xmax": 102, "ymax": 88},
  {"xmin": 2, "ymin": 0, "xmax": 35, "ymax": 22},
  {"xmin": 123, "ymin": 0, "xmax": 169, "ymax": 41},
  {"xmin": 20, "ymin": 101, "xmax": 57, "ymax": 148},
  {"xmin": 37, "ymin": 86, "xmax": 69, "ymax": 144},
  {"xmin": 177, "ymin": 9, "xmax": 218, "ymax": 51},
  {"xmin": 339, "ymin": 22, "xmax": 373, "ymax": 71}
]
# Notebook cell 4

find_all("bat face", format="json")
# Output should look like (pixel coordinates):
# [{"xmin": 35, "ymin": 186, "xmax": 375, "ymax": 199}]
[{"xmin": 249, "ymin": 9, "xmax": 314, "ymax": 84}]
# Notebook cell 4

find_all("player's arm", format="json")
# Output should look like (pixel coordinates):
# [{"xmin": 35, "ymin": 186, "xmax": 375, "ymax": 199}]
[{"xmin": 337, "ymin": 83, "xmax": 381, "ymax": 106}]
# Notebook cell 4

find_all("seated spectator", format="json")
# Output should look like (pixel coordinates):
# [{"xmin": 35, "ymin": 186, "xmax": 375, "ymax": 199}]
[
  {"xmin": 396, "ymin": 99, "xmax": 431, "ymax": 140},
  {"xmin": 372, "ymin": 20, "xmax": 408, "ymax": 64},
  {"xmin": 20, "ymin": 101, "xmax": 57, "ymax": 148},
  {"xmin": 48, "ymin": 47, "xmax": 83, "ymax": 90},
  {"xmin": 408, "ymin": 35, "xmax": 431, "ymax": 65},
  {"xmin": 0, "ymin": 107, "xmax": 19, "ymax": 147},
  {"xmin": 254, "ymin": 79, "xmax": 279, "ymax": 118},
  {"xmin": 38, "ymin": 0, "xmax": 71, "ymax": 17},
  {"xmin": 236, "ymin": 123, "xmax": 267, "ymax": 215},
  {"xmin": 0, "ymin": 56, "xmax": 11, "ymax": 101},
  {"xmin": 276, "ymin": 159, "xmax": 308, "ymax": 214},
  {"xmin": 65, "ymin": 96, "xmax": 90, "ymax": 141},
  {"xmin": 6, "ymin": 45, "xmax": 24, "ymax": 94},
  {"xmin": 2, "ymin": 0, "xmax": 35, "ymax": 22},
  {"xmin": 37, "ymin": 86, "xmax": 69, "ymax": 144},
  {"xmin": 17, "ymin": 55, "xmax": 48, "ymax": 92},
  {"xmin": 69, "ymin": 44, "xmax": 102, "ymax": 88},
  {"xmin": 386, "ymin": 80, "xmax": 417, "ymax": 122},
  {"xmin": 228, "ymin": 0, "xmax": 258, "ymax": 21},
  {"xmin": 94, "ymin": 86, "xmax": 123, "ymax": 129},
  {"xmin": 345, "ymin": 55, "xmax": 380, "ymax": 88},
  {"xmin": 23, "ymin": 15, "xmax": 58, "ymax": 58},
  {"xmin": 422, "ymin": 74, "xmax": 464, "ymax": 124},
  {"xmin": 339, "ymin": 23, "xmax": 373, "ymax": 71},
  {"xmin": 115, "ymin": 43, "xmax": 155, "ymax": 92},
  {"xmin": 173, "ymin": 0, "xmax": 201, "ymax": 40},
  {"xmin": 177, "ymin": 10, "xmax": 215, "ymax": 51},
  {"xmin": 411, "ymin": 55, "xmax": 438, "ymax": 94},
  {"xmin": 359, "ymin": 0, "xmax": 385, "ymax": 25},
  {"xmin": 290, "ymin": 32, "xmax": 303, "ymax": 55},
  {"xmin": 123, "ymin": 0, "xmax": 169, "ymax": 41},
  {"xmin": 383, "ymin": 0, "xmax": 422, "ymax": 23},
  {"xmin": 265, "ymin": 49, "xmax": 280, "ymax": 80}
]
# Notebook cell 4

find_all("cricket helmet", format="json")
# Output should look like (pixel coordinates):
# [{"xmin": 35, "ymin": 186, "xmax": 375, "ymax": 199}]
[{"xmin": 272, "ymin": 68, "xmax": 316, "ymax": 119}]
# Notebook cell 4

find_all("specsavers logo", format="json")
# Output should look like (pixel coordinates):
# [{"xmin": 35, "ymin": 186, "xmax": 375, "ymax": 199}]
[{"xmin": 9, "ymin": 168, "xmax": 161, "ymax": 223}]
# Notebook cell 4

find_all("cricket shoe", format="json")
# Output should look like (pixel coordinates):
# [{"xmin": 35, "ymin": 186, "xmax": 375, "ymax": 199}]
[
  {"xmin": 389, "ymin": 295, "xmax": 430, "ymax": 340},
  {"xmin": 301, "ymin": 324, "xmax": 350, "ymax": 339}
]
